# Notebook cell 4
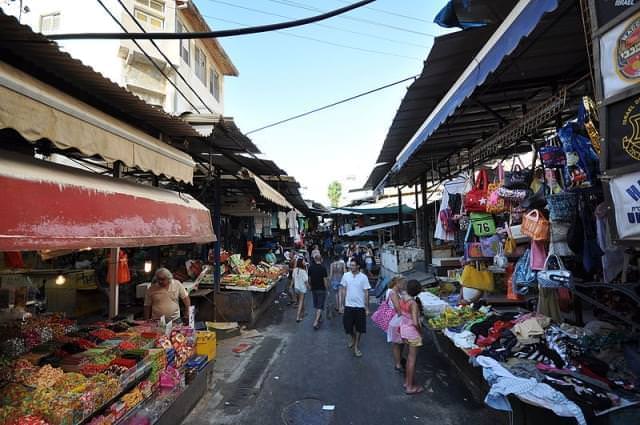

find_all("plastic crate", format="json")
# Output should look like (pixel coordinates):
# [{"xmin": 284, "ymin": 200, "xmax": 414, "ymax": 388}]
[{"xmin": 195, "ymin": 331, "xmax": 216, "ymax": 361}]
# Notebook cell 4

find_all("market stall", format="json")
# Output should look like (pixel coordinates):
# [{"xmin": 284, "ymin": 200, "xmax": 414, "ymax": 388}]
[
  {"xmin": 0, "ymin": 316, "xmax": 216, "ymax": 425},
  {"xmin": 363, "ymin": 1, "xmax": 640, "ymax": 423}
]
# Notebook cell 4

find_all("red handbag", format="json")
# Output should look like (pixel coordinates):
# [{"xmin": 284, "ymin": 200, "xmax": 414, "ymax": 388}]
[{"xmin": 464, "ymin": 169, "xmax": 489, "ymax": 213}]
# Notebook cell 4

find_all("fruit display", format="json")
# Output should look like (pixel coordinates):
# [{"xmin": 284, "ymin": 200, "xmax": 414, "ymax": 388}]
[
  {"xmin": 220, "ymin": 254, "xmax": 287, "ymax": 290},
  {"xmin": 428, "ymin": 306, "xmax": 485, "ymax": 330}
]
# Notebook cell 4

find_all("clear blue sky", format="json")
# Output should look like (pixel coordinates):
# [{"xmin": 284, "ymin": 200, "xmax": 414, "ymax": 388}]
[{"xmin": 193, "ymin": 0, "xmax": 452, "ymax": 205}]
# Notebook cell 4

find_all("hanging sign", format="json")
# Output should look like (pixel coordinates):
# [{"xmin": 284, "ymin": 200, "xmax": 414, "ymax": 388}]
[
  {"xmin": 606, "ymin": 95, "xmax": 640, "ymax": 168},
  {"xmin": 609, "ymin": 170, "xmax": 640, "ymax": 239},
  {"xmin": 594, "ymin": 0, "xmax": 636, "ymax": 27},
  {"xmin": 600, "ymin": 10, "xmax": 640, "ymax": 99}
]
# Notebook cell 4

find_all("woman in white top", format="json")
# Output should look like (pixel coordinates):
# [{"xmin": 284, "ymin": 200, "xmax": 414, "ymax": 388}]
[
  {"xmin": 385, "ymin": 275, "xmax": 407, "ymax": 371},
  {"xmin": 292, "ymin": 258, "xmax": 309, "ymax": 322}
]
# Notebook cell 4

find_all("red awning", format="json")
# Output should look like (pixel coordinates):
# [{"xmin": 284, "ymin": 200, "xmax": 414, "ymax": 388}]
[{"xmin": 0, "ymin": 151, "xmax": 216, "ymax": 251}]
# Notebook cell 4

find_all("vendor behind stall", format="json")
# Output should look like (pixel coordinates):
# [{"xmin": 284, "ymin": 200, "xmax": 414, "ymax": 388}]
[
  {"xmin": 144, "ymin": 268, "xmax": 190, "ymax": 322},
  {"xmin": 265, "ymin": 249, "xmax": 277, "ymax": 265}
]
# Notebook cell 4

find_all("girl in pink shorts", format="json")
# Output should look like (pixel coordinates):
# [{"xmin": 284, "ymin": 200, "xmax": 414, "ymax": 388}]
[{"xmin": 399, "ymin": 280, "xmax": 424, "ymax": 395}]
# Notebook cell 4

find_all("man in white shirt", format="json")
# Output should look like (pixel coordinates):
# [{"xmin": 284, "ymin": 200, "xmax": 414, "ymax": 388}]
[{"xmin": 339, "ymin": 259, "xmax": 371, "ymax": 357}]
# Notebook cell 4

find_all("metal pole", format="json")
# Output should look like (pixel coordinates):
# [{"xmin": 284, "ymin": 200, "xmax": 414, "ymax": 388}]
[
  {"xmin": 397, "ymin": 187, "xmax": 403, "ymax": 243},
  {"xmin": 213, "ymin": 168, "xmax": 222, "ymax": 293},
  {"xmin": 109, "ymin": 161, "xmax": 123, "ymax": 319},
  {"xmin": 420, "ymin": 173, "xmax": 431, "ymax": 265},
  {"xmin": 413, "ymin": 185, "xmax": 419, "ymax": 247}
]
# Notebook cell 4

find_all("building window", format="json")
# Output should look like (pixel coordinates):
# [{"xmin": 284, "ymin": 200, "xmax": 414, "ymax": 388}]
[
  {"xmin": 194, "ymin": 46, "xmax": 207, "ymax": 84},
  {"xmin": 40, "ymin": 13, "xmax": 61, "ymax": 34},
  {"xmin": 135, "ymin": 0, "xmax": 164, "ymax": 13},
  {"xmin": 209, "ymin": 68, "xmax": 220, "ymax": 101},
  {"xmin": 134, "ymin": 8, "xmax": 164, "ymax": 29},
  {"xmin": 176, "ymin": 20, "xmax": 190, "ymax": 65}
]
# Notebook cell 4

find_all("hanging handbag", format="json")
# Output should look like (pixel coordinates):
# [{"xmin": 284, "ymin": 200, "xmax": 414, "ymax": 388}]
[
  {"xmin": 513, "ymin": 249, "xmax": 537, "ymax": 295},
  {"xmin": 522, "ymin": 210, "xmax": 550, "ymax": 241},
  {"xmin": 371, "ymin": 296, "xmax": 396, "ymax": 332},
  {"xmin": 470, "ymin": 212, "xmax": 496, "ymax": 236},
  {"xmin": 463, "ymin": 225, "xmax": 483, "ymax": 259},
  {"xmin": 503, "ymin": 224, "xmax": 517, "ymax": 256},
  {"xmin": 504, "ymin": 156, "xmax": 532, "ymax": 189},
  {"xmin": 546, "ymin": 191, "xmax": 577, "ymax": 222},
  {"xmin": 521, "ymin": 185, "xmax": 548, "ymax": 211},
  {"xmin": 487, "ymin": 164, "xmax": 507, "ymax": 214},
  {"xmin": 464, "ymin": 169, "xmax": 490, "ymax": 213},
  {"xmin": 539, "ymin": 135, "xmax": 566, "ymax": 168},
  {"xmin": 480, "ymin": 234, "xmax": 501, "ymax": 257},
  {"xmin": 460, "ymin": 263, "xmax": 495, "ymax": 292},
  {"xmin": 493, "ymin": 242, "xmax": 508, "ymax": 269},
  {"xmin": 530, "ymin": 240, "xmax": 547, "ymax": 271},
  {"xmin": 537, "ymin": 254, "xmax": 572, "ymax": 289},
  {"xmin": 497, "ymin": 186, "xmax": 530, "ymax": 202},
  {"xmin": 549, "ymin": 221, "xmax": 573, "ymax": 257}
]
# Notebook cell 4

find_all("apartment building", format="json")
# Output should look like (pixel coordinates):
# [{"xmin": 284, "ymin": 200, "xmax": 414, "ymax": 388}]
[{"xmin": 1, "ymin": 0, "xmax": 238, "ymax": 115}]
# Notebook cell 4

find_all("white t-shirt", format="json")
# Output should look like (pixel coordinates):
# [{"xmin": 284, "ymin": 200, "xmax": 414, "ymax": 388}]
[
  {"xmin": 340, "ymin": 271, "xmax": 371, "ymax": 308},
  {"xmin": 292, "ymin": 268, "xmax": 308, "ymax": 294}
]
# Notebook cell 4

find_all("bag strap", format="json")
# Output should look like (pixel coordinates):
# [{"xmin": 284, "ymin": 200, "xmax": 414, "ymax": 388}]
[
  {"xmin": 526, "ymin": 209, "xmax": 539, "ymax": 220},
  {"xmin": 464, "ymin": 223, "xmax": 473, "ymax": 243},
  {"xmin": 477, "ymin": 169, "xmax": 489, "ymax": 191},
  {"xmin": 498, "ymin": 163, "xmax": 504, "ymax": 182}
]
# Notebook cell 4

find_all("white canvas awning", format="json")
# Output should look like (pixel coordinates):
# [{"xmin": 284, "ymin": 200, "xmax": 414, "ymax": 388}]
[
  {"xmin": 243, "ymin": 168, "xmax": 293, "ymax": 209},
  {"xmin": 0, "ymin": 61, "xmax": 195, "ymax": 183},
  {"xmin": 344, "ymin": 220, "xmax": 413, "ymax": 237}
]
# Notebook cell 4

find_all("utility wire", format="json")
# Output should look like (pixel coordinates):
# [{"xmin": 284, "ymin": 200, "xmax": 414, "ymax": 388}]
[
  {"xmin": 205, "ymin": 0, "xmax": 427, "ymax": 49},
  {"xmin": 114, "ymin": 0, "xmax": 213, "ymax": 114},
  {"xmin": 204, "ymin": 15, "xmax": 420, "ymax": 61},
  {"xmin": 265, "ymin": 0, "xmax": 438, "ymax": 37},
  {"xmin": 47, "ymin": 0, "xmax": 375, "ymax": 40},
  {"xmin": 335, "ymin": 0, "xmax": 436, "ymax": 25},
  {"xmin": 246, "ymin": 74, "xmax": 418, "ymax": 135},
  {"xmin": 94, "ymin": 0, "xmax": 201, "ymax": 112},
  {"xmin": 97, "ymin": 0, "xmax": 286, "ymax": 184}
]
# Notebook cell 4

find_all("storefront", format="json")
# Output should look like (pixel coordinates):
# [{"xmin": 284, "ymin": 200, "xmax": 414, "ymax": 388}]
[{"xmin": 367, "ymin": 0, "xmax": 640, "ymax": 423}]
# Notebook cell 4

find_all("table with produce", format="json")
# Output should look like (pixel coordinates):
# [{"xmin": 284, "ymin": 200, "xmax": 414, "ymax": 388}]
[{"xmin": 220, "ymin": 254, "xmax": 287, "ymax": 292}]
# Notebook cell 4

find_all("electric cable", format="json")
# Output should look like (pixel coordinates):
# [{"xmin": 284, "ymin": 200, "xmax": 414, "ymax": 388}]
[
  {"xmin": 47, "ymin": 0, "xmax": 375, "ymax": 40},
  {"xmin": 335, "ymin": 0, "xmax": 435, "ymax": 25},
  {"xmin": 205, "ymin": 0, "xmax": 427, "ymax": 49},
  {"xmin": 96, "ymin": 0, "xmax": 287, "ymax": 186},
  {"xmin": 246, "ymin": 74, "xmax": 418, "ymax": 134},
  {"xmin": 204, "ymin": 15, "xmax": 420, "ymax": 60},
  {"xmin": 114, "ymin": 0, "xmax": 213, "ymax": 114},
  {"xmin": 265, "ymin": 0, "xmax": 438, "ymax": 37},
  {"xmin": 94, "ymin": 0, "xmax": 201, "ymax": 112}
]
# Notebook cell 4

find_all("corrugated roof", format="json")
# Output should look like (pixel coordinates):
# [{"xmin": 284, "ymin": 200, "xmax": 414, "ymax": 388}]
[{"xmin": 0, "ymin": 12, "xmax": 203, "ymax": 141}]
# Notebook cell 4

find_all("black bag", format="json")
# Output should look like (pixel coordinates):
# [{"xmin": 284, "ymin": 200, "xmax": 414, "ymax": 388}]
[
  {"xmin": 504, "ymin": 156, "xmax": 532, "ymax": 189},
  {"xmin": 521, "ymin": 185, "xmax": 547, "ymax": 210}
]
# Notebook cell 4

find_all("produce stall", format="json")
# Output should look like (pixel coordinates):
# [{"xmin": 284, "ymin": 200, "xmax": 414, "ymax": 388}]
[
  {"xmin": 0, "ymin": 316, "xmax": 216, "ymax": 425},
  {"xmin": 209, "ymin": 254, "xmax": 288, "ymax": 324}
]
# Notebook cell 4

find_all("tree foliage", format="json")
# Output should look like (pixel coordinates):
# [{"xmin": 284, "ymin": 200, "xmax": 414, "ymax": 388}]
[{"xmin": 327, "ymin": 181, "xmax": 342, "ymax": 208}]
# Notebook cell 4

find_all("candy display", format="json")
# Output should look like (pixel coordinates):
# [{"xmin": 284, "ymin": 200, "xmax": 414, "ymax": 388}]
[{"xmin": 0, "ymin": 321, "xmax": 204, "ymax": 425}]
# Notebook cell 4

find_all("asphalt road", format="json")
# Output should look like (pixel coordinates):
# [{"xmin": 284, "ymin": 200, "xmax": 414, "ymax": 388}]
[{"xmin": 184, "ymin": 281, "xmax": 507, "ymax": 425}]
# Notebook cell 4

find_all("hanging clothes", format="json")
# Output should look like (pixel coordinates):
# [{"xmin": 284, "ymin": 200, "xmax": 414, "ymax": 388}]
[
  {"xmin": 595, "ymin": 203, "xmax": 624, "ymax": 283},
  {"xmin": 435, "ymin": 176, "xmax": 469, "ymax": 241},
  {"xmin": 278, "ymin": 212, "xmax": 287, "ymax": 230},
  {"xmin": 287, "ymin": 210, "xmax": 299, "ymax": 238},
  {"xmin": 107, "ymin": 250, "xmax": 131, "ymax": 284},
  {"xmin": 271, "ymin": 212, "xmax": 278, "ymax": 229}
]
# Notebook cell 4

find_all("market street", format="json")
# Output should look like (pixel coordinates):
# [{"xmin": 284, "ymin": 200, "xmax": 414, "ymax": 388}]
[{"xmin": 184, "ymin": 281, "xmax": 506, "ymax": 425}]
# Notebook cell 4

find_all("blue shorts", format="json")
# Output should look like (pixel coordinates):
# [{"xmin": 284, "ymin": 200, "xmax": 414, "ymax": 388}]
[{"xmin": 331, "ymin": 279, "xmax": 341, "ymax": 291}]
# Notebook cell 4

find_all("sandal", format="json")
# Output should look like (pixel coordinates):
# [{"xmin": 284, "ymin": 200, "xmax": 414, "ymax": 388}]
[
  {"xmin": 405, "ymin": 386, "xmax": 424, "ymax": 395},
  {"xmin": 354, "ymin": 349, "xmax": 363, "ymax": 357}
]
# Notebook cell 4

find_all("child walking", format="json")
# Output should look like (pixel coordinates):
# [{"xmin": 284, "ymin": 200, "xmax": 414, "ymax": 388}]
[{"xmin": 400, "ymin": 280, "xmax": 424, "ymax": 395}]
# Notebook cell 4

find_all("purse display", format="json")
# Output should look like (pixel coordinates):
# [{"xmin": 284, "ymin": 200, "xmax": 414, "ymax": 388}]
[
  {"xmin": 493, "ymin": 243, "xmax": 508, "ymax": 269},
  {"xmin": 463, "ymin": 225, "xmax": 483, "ymax": 259},
  {"xmin": 504, "ymin": 156, "xmax": 532, "ymax": 189},
  {"xmin": 460, "ymin": 263, "xmax": 495, "ymax": 292},
  {"xmin": 486, "ymin": 164, "xmax": 507, "ymax": 214},
  {"xmin": 530, "ymin": 239, "xmax": 547, "ymax": 271},
  {"xmin": 497, "ymin": 187, "xmax": 530, "ymax": 201},
  {"xmin": 513, "ymin": 249, "xmax": 537, "ymax": 295},
  {"xmin": 537, "ymin": 254, "xmax": 573, "ymax": 289},
  {"xmin": 539, "ymin": 135, "xmax": 566, "ymax": 168},
  {"xmin": 503, "ymin": 224, "xmax": 517, "ymax": 256},
  {"xmin": 480, "ymin": 234, "xmax": 501, "ymax": 257},
  {"xmin": 522, "ymin": 209, "xmax": 550, "ymax": 241},
  {"xmin": 549, "ymin": 221, "xmax": 573, "ymax": 257},
  {"xmin": 547, "ymin": 191, "xmax": 577, "ymax": 222},
  {"xmin": 470, "ymin": 212, "xmax": 496, "ymax": 236},
  {"xmin": 464, "ymin": 169, "xmax": 490, "ymax": 213}
]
